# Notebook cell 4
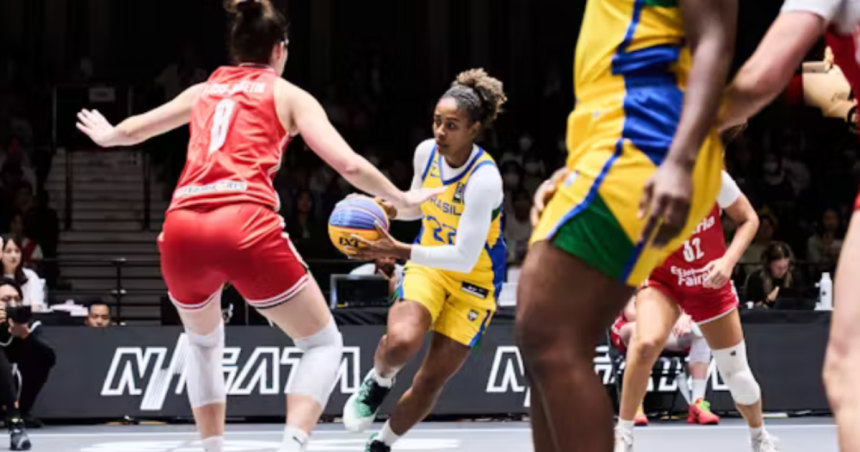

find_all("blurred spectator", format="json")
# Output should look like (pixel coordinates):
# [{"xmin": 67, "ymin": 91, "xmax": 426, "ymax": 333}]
[
  {"xmin": 8, "ymin": 214, "xmax": 42, "ymax": 265},
  {"xmin": 522, "ymin": 154, "xmax": 546, "ymax": 194},
  {"xmin": 85, "ymin": 302, "xmax": 112, "ymax": 328},
  {"xmin": 24, "ymin": 190, "xmax": 59, "ymax": 289},
  {"xmin": 500, "ymin": 161, "xmax": 525, "ymax": 215},
  {"xmin": 758, "ymin": 152, "xmax": 796, "ymax": 220},
  {"xmin": 505, "ymin": 189, "xmax": 532, "ymax": 266},
  {"xmin": 350, "ymin": 257, "xmax": 404, "ymax": 297},
  {"xmin": 740, "ymin": 213, "xmax": 777, "ymax": 264},
  {"xmin": 781, "ymin": 139, "xmax": 811, "ymax": 195},
  {"xmin": 286, "ymin": 190, "xmax": 329, "ymax": 258},
  {"xmin": 0, "ymin": 278, "xmax": 55, "ymax": 430},
  {"xmin": 807, "ymin": 208, "xmax": 844, "ymax": 272},
  {"xmin": 1, "ymin": 236, "xmax": 44, "ymax": 311},
  {"xmin": 744, "ymin": 242, "xmax": 806, "ymax": 308}
]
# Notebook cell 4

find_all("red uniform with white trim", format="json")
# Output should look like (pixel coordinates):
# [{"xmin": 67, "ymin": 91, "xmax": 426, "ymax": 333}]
[
  {"xmin": 644, "ymin": 171, "xmax": 740, "ymax": 324},
  {"xmin": 159, "ymin": 65, "xmax": 308, "ymax": 310}
]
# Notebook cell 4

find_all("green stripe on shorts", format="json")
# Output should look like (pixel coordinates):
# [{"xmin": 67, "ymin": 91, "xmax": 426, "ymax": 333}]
[{"xmin": 550, "ymin": 194, "xmax": 634, "ymax": 280}]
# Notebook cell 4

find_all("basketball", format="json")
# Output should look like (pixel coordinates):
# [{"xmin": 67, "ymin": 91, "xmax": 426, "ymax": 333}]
[{"xmin": 328, "ymin": 196, "xmax": 390, "ymax": 255}]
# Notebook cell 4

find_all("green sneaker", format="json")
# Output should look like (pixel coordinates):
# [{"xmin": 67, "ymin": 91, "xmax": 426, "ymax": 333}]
[{"xmin": 343, "ymin": 370, "xmax": 393, "ymax": 432}]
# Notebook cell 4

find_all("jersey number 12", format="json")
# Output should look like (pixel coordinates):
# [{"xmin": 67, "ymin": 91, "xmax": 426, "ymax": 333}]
[{"xmin": 209, "ymin": 99, "xmax": 236, "ymax": 154}]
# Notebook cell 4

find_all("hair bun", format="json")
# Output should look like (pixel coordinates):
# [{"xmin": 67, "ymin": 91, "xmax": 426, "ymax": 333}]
[{"xmin": 226, "ymin": 0, "xmax": 266, "ymax": 15}]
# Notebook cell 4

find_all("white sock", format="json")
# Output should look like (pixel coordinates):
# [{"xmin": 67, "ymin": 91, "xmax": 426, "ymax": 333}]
[
  {"xmin": 692, "ymin": 378, "xmax": 707, "ymax": 402},
  {"xmin": 378, "ymin": 421, "xmax": 400, "ymax": 446},
  {"xmin": 750, "ymin": 425, "xmax": 766, "ymax": 439},
  {"xmin": 202, "ymin": 436, "xmax": 224, "ymax": 452},
  {"xmin": 617, "ymin": 418, "xmax": 635, "ymax": 434},
  {"xmin": 372, "ymin": 368, "xmax": 395, "ymax": 388},
  {"xmin": 280, "ymin": 425, "xmax": 309, "ymax": 452}
]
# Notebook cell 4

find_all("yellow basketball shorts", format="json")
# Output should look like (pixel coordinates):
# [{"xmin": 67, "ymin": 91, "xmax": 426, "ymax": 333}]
[
  {"xmin": 397, "ymin": 263, "xmax": 496, "ymax": 347},
  {"xmin": 531, "ymin": 92, "xmax": 723, "ymax": 287}
]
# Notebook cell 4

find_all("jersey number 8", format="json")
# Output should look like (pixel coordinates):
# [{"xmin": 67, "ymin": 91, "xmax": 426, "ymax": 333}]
[{"xmin": 209, "ymin": 99, "xmax": 236, "ymax": 154}]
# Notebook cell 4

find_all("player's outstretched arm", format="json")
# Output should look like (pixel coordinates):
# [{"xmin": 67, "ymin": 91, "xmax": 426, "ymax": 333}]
[
  {"xmin": 719, "ymin": 11, "xmax": 830, "ymax": 130},
  {"xmin": 640, "ymin": 0, "xmax": 737, "ymax": 247},
  {"xmin": 76, "ymin": 83, "xmax": 205, "ymax": 148},
  {"xmin": 280, "ymin": 81, "xmax": 440, "ymax": 211}
]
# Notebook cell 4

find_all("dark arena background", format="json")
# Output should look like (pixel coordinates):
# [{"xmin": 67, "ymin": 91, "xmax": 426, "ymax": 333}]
[{"xmin": 0, "ymin": 0, "xmax": 848, "ymax": 450}]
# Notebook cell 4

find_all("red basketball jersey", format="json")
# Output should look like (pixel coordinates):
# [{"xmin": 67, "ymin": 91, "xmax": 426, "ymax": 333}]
[
  {"xmin": 649, "ymin": 172, "xmax": 740, "ymax": 295},
  {"xmin": 169, "ymin": 65, "xmax": 290, "ymax": 213}
]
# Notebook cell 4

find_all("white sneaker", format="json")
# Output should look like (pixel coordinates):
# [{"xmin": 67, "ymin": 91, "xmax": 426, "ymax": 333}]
[
  {"xmin": 751, "ymin": 432, "xmax": 779, "ymax": 452},
  {"xmin": 342, "ymin": 370, "xmax": 393, "ymax": 433},
  {"xmin": 614, "ymin": 426, "xmax": 633, "ymax": 452}
]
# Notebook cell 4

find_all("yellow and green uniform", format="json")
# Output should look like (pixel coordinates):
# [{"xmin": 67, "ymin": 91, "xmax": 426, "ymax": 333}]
[
  {"xmin": 399, "ymin": 147, "xmax": 506, "ymax": 346},
  {"xmin": 531, "ymin": 0, "xmax": 723, "ymax": 286}
]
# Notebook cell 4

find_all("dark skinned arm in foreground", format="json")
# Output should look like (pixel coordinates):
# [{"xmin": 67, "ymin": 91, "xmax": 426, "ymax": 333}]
[{"xmin": 640, "ymin": 0, "xmax": 737, "ymax": 247}]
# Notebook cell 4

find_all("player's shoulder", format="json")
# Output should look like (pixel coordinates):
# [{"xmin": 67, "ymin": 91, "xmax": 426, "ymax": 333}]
[{"xmin": 415, "ymin": 139, "xmax": 437, "ymax": 158}]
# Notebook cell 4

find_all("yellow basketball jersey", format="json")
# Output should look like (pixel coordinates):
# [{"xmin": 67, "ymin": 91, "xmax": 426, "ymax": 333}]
[
  {"xmin": 575, "ymin": 0, "xmax": 690, "ymax": 104},
  {"xmin": 415, "ymin": 146, "xmax": 505, "ymax": 295}
]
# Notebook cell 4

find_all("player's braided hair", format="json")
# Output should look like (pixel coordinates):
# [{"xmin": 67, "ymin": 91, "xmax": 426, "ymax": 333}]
[
  {"xmin": 442, "ymin": 69, "xmax": 507, "ymax": 129},
  {"xmin": 225, "ymin": 0, "xmax": 288, "ymax": 65}
]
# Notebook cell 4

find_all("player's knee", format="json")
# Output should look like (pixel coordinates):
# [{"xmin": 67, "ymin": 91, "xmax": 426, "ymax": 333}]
[
  {"xmin": 386, "ymin": 323, "xmax": 425, "ymax": 358},
  {"xmin": 184, "ymin": 322, "xmax": 227, "ymax": 408},
  {"xmin": 712, "ymin": 341, "xmax": 760, "ymax": 406},
  {"xmin": 630, "ymin": 336, "xmax": 665, "ymax": 363},
  {"xmin": 292, "ymin": 320, "xmax": 343, "ymax": 407}
]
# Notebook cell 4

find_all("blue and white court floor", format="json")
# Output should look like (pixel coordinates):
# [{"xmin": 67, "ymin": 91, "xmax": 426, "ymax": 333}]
[{"xmin": 9, "ymin": 418, "xmax": 837, "ymax": 451}]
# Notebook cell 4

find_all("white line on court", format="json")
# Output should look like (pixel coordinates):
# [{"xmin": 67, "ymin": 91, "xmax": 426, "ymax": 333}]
[{"xmin": 5, "ymin": 422, "xmax": 836, "ymax": 439}]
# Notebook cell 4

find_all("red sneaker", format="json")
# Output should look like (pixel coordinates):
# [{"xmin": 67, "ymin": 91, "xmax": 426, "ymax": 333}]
[
  {"xmin": 687, "ymin": 398, "xmax": 720, "ymax": 425},
  {"xmin": 634, "ymin": 405, "xmax": 649, "ymax": 426}
]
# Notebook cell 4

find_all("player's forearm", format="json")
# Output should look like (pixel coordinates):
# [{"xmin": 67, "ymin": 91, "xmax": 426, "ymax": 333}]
[
  {"xmin": 109, "ymin": 116, "xmax": 155, "ymax": 146},
  {"xmin": 410, "ymin": 244, "xmax": 480, "ymax": 273},
  {"xmin": 719, "ymin": 64, "xmax": 792, "ymax": 131},
  {"xmin": 338, "ymin": 158, "xmax": 405, "ymax": 206},
  {"xmin": 672, "ymin": 0, "xmax": 737, "ymax": 169}
]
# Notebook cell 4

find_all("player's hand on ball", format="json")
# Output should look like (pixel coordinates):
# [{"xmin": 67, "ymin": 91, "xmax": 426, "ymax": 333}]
[
  {"xmin": 639, "ymin": 159, "xmax": 693, "ymax": 248},
  {"xmin": 375, "ymin": 198, "xmax": 398, "ymax": 220},
  {"xmin": 703, "ymin": 257, "xmax": 732, "ymax": 289},
  {"xmin": 345, "ymin": 222, "xmax": 410, "ymax": 261},
  {"xmin": 531, "ymin": 168, "xmax": 568, "ymax": 227}
]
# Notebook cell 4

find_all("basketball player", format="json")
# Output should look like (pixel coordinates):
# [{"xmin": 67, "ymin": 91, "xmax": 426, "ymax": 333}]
[
  {"xmin": 610, "ymin": 299, "xmax": 716, "ymax": 427},
  {"xmin": 342, "ymin": 69, "xmax": 507, "ymax": 452},
  {"xmin": 74, "ymin": 2, "xmax": 435, "ymax": 452},
  {"xmin": 615, "ymin": 171, "xmax": 779, "ymax": 452},
  {"xmin": 516, "ymin": 0, "xmax": 737, "ymax": 450},
  {"xmin": 718, "ymin": 2, "xmax": 860, "ymax": 450}
]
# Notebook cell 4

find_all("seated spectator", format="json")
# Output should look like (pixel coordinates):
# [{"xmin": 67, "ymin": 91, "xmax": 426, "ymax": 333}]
[
  {"xmin": 807, "ymin": 207, "xmax": 844, "ymax": 272},
  {"xmin": 0, "ymin": 278, "xmax": 55, "ymax": 434},
  {"xmin": 504, "ymin": 189, "xmax": 532, "ymax": 266},
  {"xmin": 740, "ymin": 213, "xmax": 777, "ymax": 265},
  {"xmin": 8, "ymin": 214, "xmax": 41, "ymax": 265},
  {"xmin": 85, "ymin": 301, "xmax": 112, "ymax": 328},
  {"xmin": 350, "ymin": 257, "xmax": 404, "ymax": 297},
  {"xmin": 1, "ymin": 236, "xmax": 43, "ymax": 311},
  {"xmin": 744, "ymin": 242, "xmax": 806, "ymax": 308}
]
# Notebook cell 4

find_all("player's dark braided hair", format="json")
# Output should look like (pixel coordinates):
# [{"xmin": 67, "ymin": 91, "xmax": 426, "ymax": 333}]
[
  {"xmin": 225, "ymin": 0, "xmax": 288, "ymax": 65},
  {"xmin": 442, "ymin": 69, "xmax": 507, "ymax": 129}
]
